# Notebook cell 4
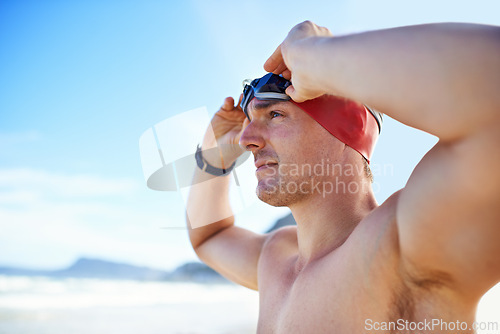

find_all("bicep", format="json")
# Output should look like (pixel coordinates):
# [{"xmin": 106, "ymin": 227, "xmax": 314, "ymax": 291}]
[
  {"xmin": 195, "ymin": 226, "xmax": 269, "ymax": 290},
  {"xmin": 397, "ymin": 128, "xmax": 500, "ymax": 296}
]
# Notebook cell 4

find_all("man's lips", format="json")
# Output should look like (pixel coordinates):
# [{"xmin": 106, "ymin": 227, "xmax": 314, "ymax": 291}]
[{"xmin": 255, "ymin": 160, "xmax": 278, "ymax": 171}]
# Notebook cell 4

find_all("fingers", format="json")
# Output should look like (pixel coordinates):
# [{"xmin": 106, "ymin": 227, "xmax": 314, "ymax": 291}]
[
  {"xmin": 274, "ymin": 62, "xmax": 288, "ymax": 75},
  {"xmin": 264, "ymin": 45, "xmax": 289, "ymax": 77},
  {"xmin": 285, "ymin": 85, "xmax": 306, "ymax": 103},
  {"xmin": 221, "ymin": 95, "xmax": 245, "ymax": 116},
  {"xmin": 264, "ymin": 44, "xmax": 284, "ymax": 73},
  {"xmin": 236, "ymin": 94, "xmax": 243, "ymax": 110},
  {"xmin": 285, "ymin": 85, "xmax": 299, "ymax": 103},
  {"xmin": 265, "ymin": 21, "xmax": 332, "ymax": 75},
  {"xmin": 221, "ymin": 96, "xmax": 235, "ymax": 110},
  {"xmin": 282, "ymin": 69, "xmax": 291, "ymax": 80}
]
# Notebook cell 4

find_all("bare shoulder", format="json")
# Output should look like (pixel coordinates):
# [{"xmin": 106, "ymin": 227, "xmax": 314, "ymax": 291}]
[
  {"xmin": 258, "ymin": 226, "xmax": 298, "ymax": 274},
  {"xmin": 262, "ymin": 225, "xmax": 298, "ymax": 254}
]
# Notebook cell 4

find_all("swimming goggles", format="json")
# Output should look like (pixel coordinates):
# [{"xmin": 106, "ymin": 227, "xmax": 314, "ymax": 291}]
[
  {"xmin": 240, "ymin": 73, "xmax": 291, "ymax": 120},
  {"xmin": 240, "ymin": 73, "xmax": 382, "ymax": 133}
]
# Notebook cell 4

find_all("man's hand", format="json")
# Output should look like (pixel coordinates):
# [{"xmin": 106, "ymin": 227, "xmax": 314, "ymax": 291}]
[
  {"xmin": 264, "ymin": 21, "xmax": 333, "ymax": 102},
  {"xmin": 202, "ymin": 96, "xmax": 247, "ymax": 169}
]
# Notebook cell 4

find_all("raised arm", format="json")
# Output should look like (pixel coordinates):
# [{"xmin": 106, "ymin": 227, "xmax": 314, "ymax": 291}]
[
  {"xmin": 186, "ymin": 97, "xmax": 269, "ymax": 290},
  {"xmin": 266, "ymin": 22, "xmax": 500, "ymax": 140},
  {"xmin": 266, "ymin": 21, "xmax": 500, "ymax": 297}
]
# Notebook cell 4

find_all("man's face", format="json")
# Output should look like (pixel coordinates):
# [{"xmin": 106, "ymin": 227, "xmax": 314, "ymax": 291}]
[{"xmin": 239, "ymin": 99, "xmax": 345, "ymax": 207}]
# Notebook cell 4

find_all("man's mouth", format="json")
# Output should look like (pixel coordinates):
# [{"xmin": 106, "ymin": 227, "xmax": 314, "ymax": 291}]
[{"xmin": 255, "ymin": 160, "xmax": 278, "ymax": 171}]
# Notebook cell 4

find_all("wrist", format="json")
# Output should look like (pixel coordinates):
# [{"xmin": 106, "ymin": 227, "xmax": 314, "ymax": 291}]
[
  {"xmin": 200, "ymin": 145, "xmax": 226, "ymax": 169},
  {"xmin": 196, "ymin": 145, "xmax": 236, "ymax": 176},
  {"xmin": 200, "ymin": 144, "xmax": 242, "ymax": 169}
]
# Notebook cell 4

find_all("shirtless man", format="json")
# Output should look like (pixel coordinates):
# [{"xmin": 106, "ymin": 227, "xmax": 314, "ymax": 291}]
[{"xmin": 186, "ymin": 21, "xmax": 500, "ymax": 333}]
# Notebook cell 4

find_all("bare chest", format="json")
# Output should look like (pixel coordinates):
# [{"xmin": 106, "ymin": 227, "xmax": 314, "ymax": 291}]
[
  {"xmin": 256, "ymin": 249, "xmax": 472, "ymax": 334},
  {"xmin": 257, "ymin": 257, "xmax": 390, "ymax": 334}
]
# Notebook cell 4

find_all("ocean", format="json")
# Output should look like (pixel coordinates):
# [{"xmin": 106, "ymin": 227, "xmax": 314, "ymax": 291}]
[{"xmin": 0, "ymin": 276, "xmax": 259, "ymax": 334}]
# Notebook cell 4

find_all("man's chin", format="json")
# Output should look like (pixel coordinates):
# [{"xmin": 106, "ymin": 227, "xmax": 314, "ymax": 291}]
[
  {"xmin": 256, "ymin": 181, "xmax": 294, "ymax": 207},
  {"xmin": 256, "ymin": 190, "xmax": 287, "ymax": 207},
  {"xmin": 256, "ymin": 177, "xmax": 278, "ymax": 196}
]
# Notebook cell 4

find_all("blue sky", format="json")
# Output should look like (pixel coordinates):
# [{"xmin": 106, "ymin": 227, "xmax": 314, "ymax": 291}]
[{"xmin": 1, "ymin": 0, "xmax": 499, "ymax": 271}]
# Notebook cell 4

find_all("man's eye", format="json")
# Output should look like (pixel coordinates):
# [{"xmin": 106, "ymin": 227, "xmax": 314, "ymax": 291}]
[{"xmin": 270, "ymin": 111, "xmax": 282, "ymax": 119}]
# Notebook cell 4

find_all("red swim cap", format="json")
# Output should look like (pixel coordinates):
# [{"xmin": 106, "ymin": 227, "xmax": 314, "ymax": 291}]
[{"xmin": 292, "ymin": 95, "xmax": 380, "ymax": 162}]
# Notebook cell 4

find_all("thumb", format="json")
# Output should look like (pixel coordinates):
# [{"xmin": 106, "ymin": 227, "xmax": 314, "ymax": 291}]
[{"xmin": 286, "ymin": 85, "xmax": 306, "ymax": 103}]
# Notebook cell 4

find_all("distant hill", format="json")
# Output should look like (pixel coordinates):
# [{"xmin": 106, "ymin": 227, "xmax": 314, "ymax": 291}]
[
  {"xmin": 0, "ymin": 213, "xmax": 296, "ymax": 283},
  {"xmin": 166, "ymin": 262, "xmax": 227, "ymax": 283},
  {"xmin": 0, "ymin": 257, "xmax": 230, "ymax": 283},
  {"xmin": 0, "ymin": 258, "xmax": 168, "ymax": 281},
  {"xmin": 0, "ymin": 258, "xmax": 227, "ymax": 283},
  {"xmin": 54, "ymin": 258, "xmax": 168, "ymax": 280}
]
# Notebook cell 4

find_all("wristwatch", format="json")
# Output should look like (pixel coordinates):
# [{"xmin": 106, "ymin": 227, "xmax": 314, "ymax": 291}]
[{"xmin": 195, "ymin": 145, "xmax": 236, "ymax": 176}]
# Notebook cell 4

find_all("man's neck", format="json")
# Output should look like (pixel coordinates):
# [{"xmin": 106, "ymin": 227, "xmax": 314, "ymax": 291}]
[{"xmin": 289, "ymin": 177, "xmax": 378, "ymax": 272}]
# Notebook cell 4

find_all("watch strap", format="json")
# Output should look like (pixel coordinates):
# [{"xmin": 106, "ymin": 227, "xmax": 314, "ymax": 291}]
[{"xmin": 195, "ymin": 145, "xmax": 236, "ymax": 176}]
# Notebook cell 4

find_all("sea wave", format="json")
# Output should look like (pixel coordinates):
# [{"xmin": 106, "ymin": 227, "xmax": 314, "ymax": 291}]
[
  {"xmin": 0, "ymin": 276, "xmax": 259, "ymax": 334},
  {"xmin": 0, "ymin": 275, "xmax": 258, "ymax": 309}
]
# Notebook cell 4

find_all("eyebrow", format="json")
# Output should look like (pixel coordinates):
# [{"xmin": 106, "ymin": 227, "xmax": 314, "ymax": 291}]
[{"xmin": 248, "ymin": 100, "xmax": 289, "ymax": 118}]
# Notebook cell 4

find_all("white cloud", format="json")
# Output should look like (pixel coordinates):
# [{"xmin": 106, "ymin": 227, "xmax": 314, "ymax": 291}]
[{"xmin": 0, "ymin": 168, "xmax": 139, "ymax": 198}]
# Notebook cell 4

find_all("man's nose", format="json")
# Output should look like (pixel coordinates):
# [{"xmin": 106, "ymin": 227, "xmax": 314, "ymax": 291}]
[{"xmin": 239, "ymin": 121, "xmax": 266, "ymax": 153}]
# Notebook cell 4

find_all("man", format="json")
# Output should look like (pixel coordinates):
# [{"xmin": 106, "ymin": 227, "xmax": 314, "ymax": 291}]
[{"xmin": 186, "ymin": 21, "xmax": 500, "ymax": 333}]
